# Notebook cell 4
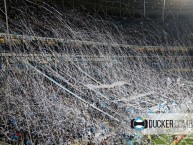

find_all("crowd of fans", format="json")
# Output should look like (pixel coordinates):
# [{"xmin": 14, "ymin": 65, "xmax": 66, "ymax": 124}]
[
  {"xmin": 0, "ymin": 116, "xmax": 139, "ymax": 145},
  {"xmin": 0, "ymin": 1, "xmax": 192, "ymax": 145}
]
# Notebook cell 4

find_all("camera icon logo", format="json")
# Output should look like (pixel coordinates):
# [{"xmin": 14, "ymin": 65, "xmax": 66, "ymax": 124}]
[{"xmin": 131, "ymin": 117, "xmax": 148, "ymax": 131}]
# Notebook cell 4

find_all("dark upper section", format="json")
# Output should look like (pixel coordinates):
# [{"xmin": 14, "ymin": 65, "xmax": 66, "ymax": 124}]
[
  {"xmin": 1, "ymin": 0, "xmax": 193, "ymax": 21},
  {"xmin": 43, "ymin": 0, "xmax": 193, "ymax": 20}
]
